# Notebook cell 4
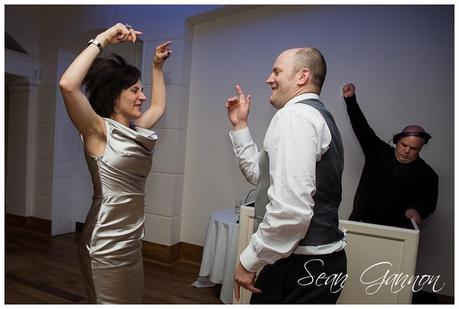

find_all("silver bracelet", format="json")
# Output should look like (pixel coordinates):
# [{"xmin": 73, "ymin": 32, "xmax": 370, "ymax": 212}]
[{"xmin": 88, "ymin": 39, "xmax": 103, "ymax": 54}]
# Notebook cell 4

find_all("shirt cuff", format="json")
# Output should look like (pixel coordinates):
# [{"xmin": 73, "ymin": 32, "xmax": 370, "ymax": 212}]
[
  {"xmin": 229, "ymin": 126, "xmax": 252, "ymax": 145},
  {"xmin": 344, "ymin": 95, "xmax": 357, "ymax": 105},
  {"xmin": 239, "ymin": 244, "xmax": 268, "ymax": 273}
]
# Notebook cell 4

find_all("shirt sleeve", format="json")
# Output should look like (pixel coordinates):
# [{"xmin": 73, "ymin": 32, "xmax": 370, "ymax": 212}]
[
  {"xmin": 229, "ymin": 127, "xmax": 260, "ymax": 186},
  {"xmin": 407, "ymin": 167, "xmax": 439, "ymax": 219},
  {"xmin": 344, "ymin": 95, "xmax": 388, "ymax": 158},
  {"xmin": 239, "ymin": 108, "xmax": 327, "ymax": 272}
]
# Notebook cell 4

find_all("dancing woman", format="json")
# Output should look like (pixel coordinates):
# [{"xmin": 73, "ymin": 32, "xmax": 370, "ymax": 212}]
[{"xmin": 59, "ymin": 23, "xmax": 171, "ymax": 303}]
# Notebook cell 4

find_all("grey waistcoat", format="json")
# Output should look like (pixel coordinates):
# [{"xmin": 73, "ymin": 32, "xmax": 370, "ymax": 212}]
[{"xmin": 253, "ymin": 99, "xmax": 344, "ymax": 246}]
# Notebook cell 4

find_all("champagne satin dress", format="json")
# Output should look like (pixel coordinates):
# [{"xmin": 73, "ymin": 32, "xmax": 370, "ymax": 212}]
[{"xmin": 79, "ymin": 118, "xmax": 158, "ymax": 303}]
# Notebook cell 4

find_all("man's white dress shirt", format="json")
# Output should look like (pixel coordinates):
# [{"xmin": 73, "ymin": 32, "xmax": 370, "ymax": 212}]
[{"xmin": 229, "ymin": 93, "xmax": 346, "ymax": 273}]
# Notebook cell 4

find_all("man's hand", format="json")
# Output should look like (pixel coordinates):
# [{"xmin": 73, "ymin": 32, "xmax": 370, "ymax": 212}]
[
  {"xmin": 405, "ymin": 208, "xmax": 422, "ymax": 224},
  {"xmin": 342, "ymin": 83, "xmax": 356, "ymax": 98},
  {"xmin": 233, "ymin": 262, "xmax": 261, "ymax": 301},
  {"xmin": 225, "ymin": 85, "xmax": 251, "ymax": 130}
]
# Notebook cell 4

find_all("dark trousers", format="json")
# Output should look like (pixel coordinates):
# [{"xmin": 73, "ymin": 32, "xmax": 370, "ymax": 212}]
[{"xmin": 250, "ymin": 249, "xmax": 347, "ymax": 304}]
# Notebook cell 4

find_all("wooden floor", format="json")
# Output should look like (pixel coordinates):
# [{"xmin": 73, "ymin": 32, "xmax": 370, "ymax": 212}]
[{"xmin": 5, "ymin": 226, "xmax": 221, "ymax": 304}]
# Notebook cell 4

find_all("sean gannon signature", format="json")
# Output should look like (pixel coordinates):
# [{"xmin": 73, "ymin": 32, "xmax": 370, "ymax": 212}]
[{"xmin": 297, "ymin": 259, "xmax": 445, "ymax": 295}]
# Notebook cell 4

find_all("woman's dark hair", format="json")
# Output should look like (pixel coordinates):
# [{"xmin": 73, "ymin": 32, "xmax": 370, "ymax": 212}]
[{"xmin": 83, "ymin": 53, "xmax": 141, "ymax": 117}]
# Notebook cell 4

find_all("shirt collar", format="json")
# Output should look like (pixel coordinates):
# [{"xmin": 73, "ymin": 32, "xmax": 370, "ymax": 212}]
[{"xmin": 284, "ymin": 93, "xmax": 320, "ymax": 108}]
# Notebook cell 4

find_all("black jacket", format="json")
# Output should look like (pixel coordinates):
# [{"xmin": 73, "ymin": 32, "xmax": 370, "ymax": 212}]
[{"xmin": 345, "ymin": 95, "xmax": 438, "ymax": 228}]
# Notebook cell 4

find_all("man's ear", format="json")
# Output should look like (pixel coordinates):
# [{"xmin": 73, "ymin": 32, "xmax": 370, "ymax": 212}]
[{"xmin": 297, "ymin": 68, "xmax": 310, "ymax": 87}]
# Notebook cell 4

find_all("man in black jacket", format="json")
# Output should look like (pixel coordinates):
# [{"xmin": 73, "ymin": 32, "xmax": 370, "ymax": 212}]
[{"xmin": 342, "ymin": 83, "xmax": 438, "ymax": 228}]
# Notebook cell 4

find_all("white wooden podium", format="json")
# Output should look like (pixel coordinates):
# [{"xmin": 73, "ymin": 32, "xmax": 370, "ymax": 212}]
[{"xmin": 234, "ymin": 205, "xmax": 419, "ymax": 304}]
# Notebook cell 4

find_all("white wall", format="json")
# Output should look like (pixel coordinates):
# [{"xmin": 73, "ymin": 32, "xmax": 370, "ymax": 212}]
[
  {"xmin": 181, "ymin": 5, "xmax": 454, "ymax": 296},
  {"xmin": 5, "ymin": 74, "xmax": 40, "ymax": 218},
  {"xmin": 5, "ymin": 6, "xmax": 45, "ymax": 219}
]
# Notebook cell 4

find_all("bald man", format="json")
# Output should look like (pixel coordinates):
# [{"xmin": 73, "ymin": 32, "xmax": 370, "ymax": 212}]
[
  {"xmin": 226, "ymin": 48, "xmax": 347, "ymax": 303},
  {"xmin": 342, "ymin": 83, "xmax": 438, "ymax": 228}
]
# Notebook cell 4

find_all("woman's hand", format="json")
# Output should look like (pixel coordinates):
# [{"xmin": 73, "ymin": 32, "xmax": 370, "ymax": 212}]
[
  {"xmin": 134, "ymin": 41, "xmax": 171, "ymax": 128},
  {"xmin": 153, "ymin": 41, "xmax": 172, "ymax": 68},
  {"xmin": 95, "ymin": 23, "xmax": 143, "ymax": 47}
]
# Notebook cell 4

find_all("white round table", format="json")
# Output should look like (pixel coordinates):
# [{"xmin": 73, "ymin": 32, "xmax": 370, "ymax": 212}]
[{"xmin": 192, "ymin": 209, "xmax": 239, "ymax": 304}]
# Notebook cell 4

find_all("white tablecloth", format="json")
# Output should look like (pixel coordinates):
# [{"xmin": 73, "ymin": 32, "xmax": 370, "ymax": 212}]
[{"xmin": 192, "ymin": 209, "xmax": 239, "ymax": 304}]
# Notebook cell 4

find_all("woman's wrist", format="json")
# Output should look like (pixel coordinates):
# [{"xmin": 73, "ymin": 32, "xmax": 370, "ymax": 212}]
[
  {"xmin": 94, "ymin": 34, "xmax": 109, "ymax": 48},
  {"xmin": 152, "ymin": 61, "xmax": 164, "ymax": 70}
]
